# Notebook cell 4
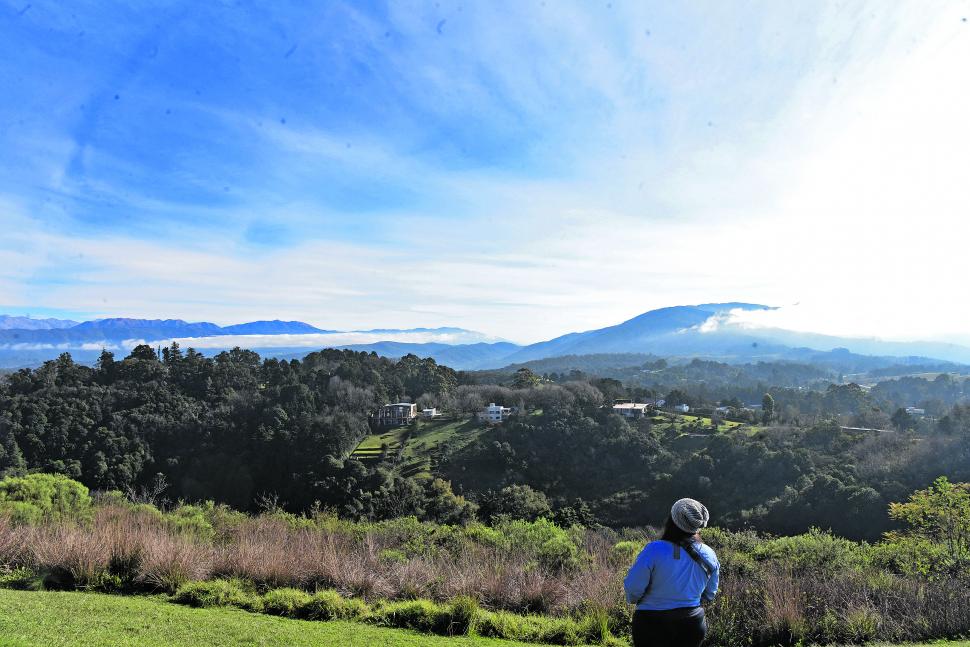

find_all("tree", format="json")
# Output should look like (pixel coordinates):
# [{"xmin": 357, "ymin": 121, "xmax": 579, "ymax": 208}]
[
  {"xmin": 478, "ymin": 484, "xmax": 551, "ymax": 522},
  {"xmin": 888, "ymin": 476, "xmax": 970, "ymax": 571},
  {"xmin": 761, "ymin": 393, "xmax": 775, "ymax": 425},
  {"xmin": 891, "ymin": 407, "xmax": 916, "ymax": 432},
  {"xmin": 511, "ymin": 368, "xmax": 541, "ymax": 389}
]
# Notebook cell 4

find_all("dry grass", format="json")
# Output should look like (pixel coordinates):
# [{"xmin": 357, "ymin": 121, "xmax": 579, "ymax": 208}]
[{"xmin": 5, "ymin": 507, "xmax": 970, "ymax": 646}]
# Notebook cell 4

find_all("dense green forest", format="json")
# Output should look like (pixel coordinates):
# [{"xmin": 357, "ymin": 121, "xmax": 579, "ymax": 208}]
[{"xmin": 1, "ymin": 345, "xmax": 969, "ymax": 540}]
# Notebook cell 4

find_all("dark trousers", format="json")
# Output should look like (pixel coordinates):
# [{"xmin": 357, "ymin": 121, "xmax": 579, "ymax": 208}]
[{"xmin": 632, "ymin": 608, "xmax": 707, "ymax": 647}]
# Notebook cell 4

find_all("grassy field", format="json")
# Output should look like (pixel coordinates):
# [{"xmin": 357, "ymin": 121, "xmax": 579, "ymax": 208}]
[
  {"xmin": 354, "ymin": 411, "xmax": 753, "ymax": 474},
  {"xmin": 350, "ymin": 417, "xmax": 489, "ymax": 477},
  {"xmin": 0, "ymin": 588, "xmax": 967, "ymax": 647},
  {"xmin": 0, "ymin": 589, "xmax": 550, "ymax": 647},
  {"xmin": 399, "ymin": 418, "xmax": 486, "ymax": 477},
  {"xmin": 349, "ymin": 426, "xmax": 411, "ymax": 461}
]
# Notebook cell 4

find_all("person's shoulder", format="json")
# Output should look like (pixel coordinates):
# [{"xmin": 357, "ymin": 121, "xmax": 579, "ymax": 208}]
[
  {"xmin": 642, "ymin": 540, "xmax": 668, "ymax": 554},
  {"xmin": 696, "ymin": 542, "xmax": 719, "ymax": 564}
]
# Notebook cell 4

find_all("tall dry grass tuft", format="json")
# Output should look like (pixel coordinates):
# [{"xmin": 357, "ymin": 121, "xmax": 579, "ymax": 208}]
[
  {"xmin": 26, "ymin": 524, "xmax": 111, "ymax": 588},
  {"xmin": 0, "ymin": 516, "xmax": 27, "ymax": 565}
]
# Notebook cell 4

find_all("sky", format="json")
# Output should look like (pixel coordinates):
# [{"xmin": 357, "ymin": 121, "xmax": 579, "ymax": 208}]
[{"xmin": 1, "ymin": 1, "xmax": 969, "ymax": 344}]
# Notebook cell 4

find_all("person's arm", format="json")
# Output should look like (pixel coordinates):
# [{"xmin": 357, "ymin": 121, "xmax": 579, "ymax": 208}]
[
  {"xmin": 623, "ymin": 544, "xmax": 654, "ymax": 605},
  {"xmin": 701, "ymin": 552, "xmax": 719, "ymax": 603}
]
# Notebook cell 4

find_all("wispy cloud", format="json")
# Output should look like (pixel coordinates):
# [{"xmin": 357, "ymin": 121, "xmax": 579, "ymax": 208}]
[{"xmin": 2, "ymin": 1, "xmax": 969, "ymax": 344}]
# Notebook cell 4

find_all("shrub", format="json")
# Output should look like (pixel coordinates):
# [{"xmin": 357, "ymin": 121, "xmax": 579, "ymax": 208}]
[
  {"xmin": 0, "ymin": 566, "xmax": 39, "ymax": 590},
  {"xmin": 303, "ymin": 589, "xmax": 351, "ymax": 621},
  {"xmin": 754, "ymin": 528, "xmax": 868, "ymax": 571},
  {"xmin": 577, "ymin": 606, "xmax": 612, "ymax": 644},
  {"xmin": 374, "ymin": 598, "xmax": 449, "ymax": 634},
  {"xmin": 609, "ymin": 540, "xmax": 641, "ymax": 566},
  {"xmin": 378, "ymin": 549, "xmax": 408, "ymax": 565},
  {"xmin": 844, "ymin": 607, "xmax": 881, "ymax": 643},
  {"xmin": 165, "ymin": 505, "xmax": 215, "ymax": 541},
  {"xmin": 172, "ymin": 579, "xmax": 262, "ymax": 612},
  {"xmin": 870, "ymin": 535, "xmax": 950, "ymax": 577},
  {"xmin": 447, "ymin": 595, "xmax": 478, "ymax": 636},
  {"xmin": 475, "ymin": 610, "xmax": 584, "ymax": 645},
  {"xmin": 262, "ymin": 587, "xmax": 312, "ymax": 617},
  {"xmin": 342, "ymin": 596, "xmax": 370, "ymax": 620},
  {"xmin": 538, "ymin": 534, "xmax": 581, "ymax": 572},
  {"xmin": 0, "ymin": 474, "xmax": 92, "ymax": 523}
]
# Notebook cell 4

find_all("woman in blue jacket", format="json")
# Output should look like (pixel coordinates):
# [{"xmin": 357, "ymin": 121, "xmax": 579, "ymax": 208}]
[{"xmin": 623, "ymin": 498, "xmax": 720, "ymax": 647}]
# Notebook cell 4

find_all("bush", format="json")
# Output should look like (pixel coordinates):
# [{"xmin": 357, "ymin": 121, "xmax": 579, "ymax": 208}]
[
  {"xmin": 870, "ymin": 535, "xmax": 951, "ymax": 577},
  {"xmin": 378, "ymin": 549, "xmax": 408, "ymax": 565},
  {"xmin": 538, "ymin": 534, "xmax": 581, "ymax": 572},
  {"xmin": 165, "ymin": 505, "xmax": 215, "ymax": 541},
  {"xmin": 303, "ymin": 589, "xmax": 352, "ymax": 621},
  {"xmin": 448, "ymin": 595, "xmax": 478, "ymax": 636},
  {"xmin": 0, "ymin": 566, "xmax": 39, "ymax": 590},
  {"xmin": 374, "ymin": 598, "xmax": 449, "ymax": 634},
  {"xmin": 475, "ymin": 610, "xmax": 584, "ymax": 645},
  {"xmin": 262, "ymin": 587, "xmax": 312, "ymax": 617},
  {"xmin": 754, "ymin": 528, "xmax": 869, "ymax": 572},
  {"xmin": 0, "ymin": 474, "xmax": 92, "ymax": 523},
  {"xmin": 172, "ymin": 579, "xmax": 262, "ymax": 612},
  {"xmin": 609, "ymin": 540, "xmax": 641, "ymax": 566}
]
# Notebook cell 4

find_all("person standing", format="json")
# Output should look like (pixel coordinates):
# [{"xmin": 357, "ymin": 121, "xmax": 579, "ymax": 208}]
[{"xmin": 623, "ymin": 498, "xmax": 720, "ymax": 647}]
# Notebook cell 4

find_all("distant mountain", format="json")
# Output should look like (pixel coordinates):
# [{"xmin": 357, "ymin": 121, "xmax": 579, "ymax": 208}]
[
  {"xmin": 220, "ymin": 320, "xmax": 333, "ymax": 335},
  {"xmin": 71, "ymin": 318, "xmax": 224, "ymax": 337},
  {"xmin": 500, "ymin": 303, "xmax": 775, "ymax": 363},
  {"xmin": 0, "ymin": 315, "xmax": 78, "ymax": 330},
  {"xmin": 3, "ymin": 303, "xmax": 970, "ymax": 372}
]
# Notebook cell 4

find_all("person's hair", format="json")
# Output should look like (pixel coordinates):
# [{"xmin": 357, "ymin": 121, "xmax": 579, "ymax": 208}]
[{"xmin": 659, "ymin": 515, "xmax": 702, "ymax": 544}]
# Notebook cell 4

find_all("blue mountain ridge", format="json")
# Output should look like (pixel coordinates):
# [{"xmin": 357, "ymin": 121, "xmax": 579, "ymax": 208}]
[{"xmin": 2, "ymin": 303, "xmax": 970, "ymax": 370}]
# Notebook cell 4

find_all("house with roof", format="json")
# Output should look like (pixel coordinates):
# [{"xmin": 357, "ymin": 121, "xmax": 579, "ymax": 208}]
[
  {"xmin": 376, "ymin": 402, "xmax": 417, "ymax": 426},
  {"xmin": 479, "ymin": 403, "xmax": 512, "ymax": 424},
  {"xmin": 612, "ymin": 402, "xmax": 652, "ymax": 419}
]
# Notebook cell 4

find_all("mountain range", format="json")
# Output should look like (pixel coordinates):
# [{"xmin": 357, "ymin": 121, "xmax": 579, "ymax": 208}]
[{"xmin": 1, "ymin": 304, "xmax": 969, "ymax": 371}]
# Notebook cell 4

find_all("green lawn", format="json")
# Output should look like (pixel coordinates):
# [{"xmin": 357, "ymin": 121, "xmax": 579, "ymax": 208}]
[
  {"xmin": 350, "ymin": 427, "xmax": 410, "ymax": 460},
  {"xmin": 0, "ymin": 589, "xmax": 964, "ymax": 647},
  {"xmin": 0, "ymin": 589, "xmax": 547, "ymax": 647},
  {"xmin": 398, "ymin": 418, "xmax": 486, "ymax": 477}
]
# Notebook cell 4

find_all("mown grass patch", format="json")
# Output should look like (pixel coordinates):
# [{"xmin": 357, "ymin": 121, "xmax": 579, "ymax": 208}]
[
  {"xmin": 350, "ymin": 427, "xmax": 411, "ymax": 461},
  {"xmin": 0, "ymin": 588, "xmax": 553, "ymax": 647},
  {"xmin": 398, "ymin": 418, "xmax": 487, "ymax": 477},
  {"xmin": 401, "ymin": 418, "xmax": 484, "ymax": 460}
]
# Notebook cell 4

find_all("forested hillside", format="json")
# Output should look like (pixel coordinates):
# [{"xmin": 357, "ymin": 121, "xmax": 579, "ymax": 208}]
[{"xmin": 1, "ymin": 345, "xmax": 969, "ymax": 540}]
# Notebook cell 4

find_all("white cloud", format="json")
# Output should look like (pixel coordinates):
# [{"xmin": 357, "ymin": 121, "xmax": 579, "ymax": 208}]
[{"xmin": 4, "ymin": 2, "xmax": 970, "ymax": 346}]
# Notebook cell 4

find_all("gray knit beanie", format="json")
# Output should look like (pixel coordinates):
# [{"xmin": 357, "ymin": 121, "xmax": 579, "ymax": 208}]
[{"xmin": 671, "ymin": 498, "xmax": 709, "ymax": 534}]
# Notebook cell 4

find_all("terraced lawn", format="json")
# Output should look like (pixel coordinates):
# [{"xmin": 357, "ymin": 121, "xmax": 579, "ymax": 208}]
[
  {"xmin": 399, "ymin": 418, "xmax": 486, "ymax": 477},
  {"xmin": 349, "ymin": 426, "xmax": 410, "ymax": 461}
]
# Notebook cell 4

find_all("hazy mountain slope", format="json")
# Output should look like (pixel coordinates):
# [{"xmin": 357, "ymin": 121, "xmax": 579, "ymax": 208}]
[
  {"xmin": 502, "ymin": 303, "xmax": 773, "ymax": 363},
  {"xmin": 220, "ymin": 320, "xmax": 333, "ymax": 334},
  {"xmin": 0, "ymin": 315, "xmax": 79, "ymax": 330}
]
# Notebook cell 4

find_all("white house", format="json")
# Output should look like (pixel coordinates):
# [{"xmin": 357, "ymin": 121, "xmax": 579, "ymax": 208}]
[
  {"xmin": 421, "ymin": 408, "xmax": 440, "ymax": 419},
  {"xmin": 479, "ymin": 403, "xmax": 512, "ymax": 424},
  {"xmin": 905, "ymin": 406, "xmax": 926, "ymax": 416},
  {"xmin": 673, "ymin": 404, "xmax": 690, "ymax": 413},
  {"xmin": 612, "ymin": 402, "xmax": 651, "ymax": 419},
  {"xmin": 714, "ymin": 406, "xmax": 731, "ymax": 414}
]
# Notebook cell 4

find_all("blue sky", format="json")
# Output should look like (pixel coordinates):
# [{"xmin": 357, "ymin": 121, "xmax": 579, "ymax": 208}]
[{"xmin": 1, "ymin": 1, "xmax": 969, "ymax": 343}]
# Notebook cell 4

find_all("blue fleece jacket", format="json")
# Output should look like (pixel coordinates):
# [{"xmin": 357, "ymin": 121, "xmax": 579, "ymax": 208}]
[{"xmin": 623, "ymin": 540, "xmax": 719, "ymax": 610}]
